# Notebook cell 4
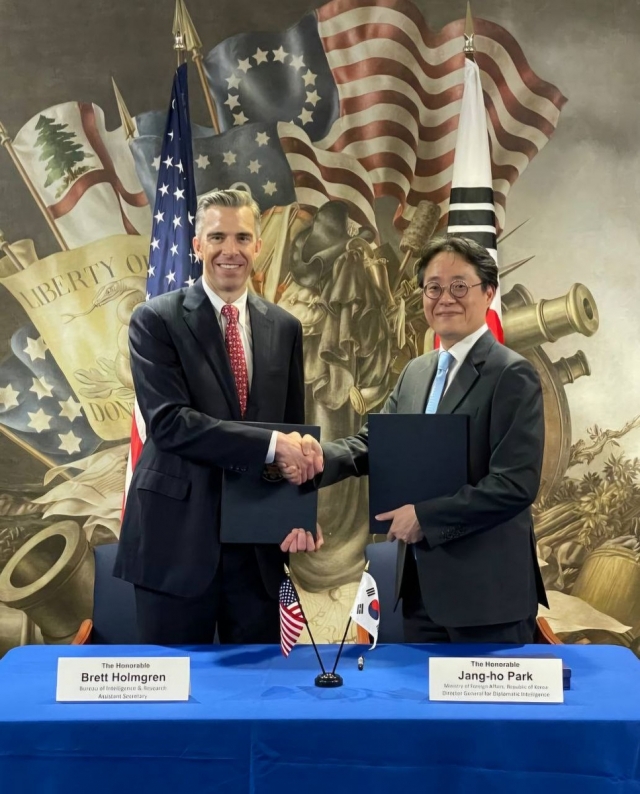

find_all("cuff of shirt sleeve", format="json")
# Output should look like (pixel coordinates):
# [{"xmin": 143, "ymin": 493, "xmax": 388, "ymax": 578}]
[{"xmin": 265, "ymin": 431, "xmax": 278, "ymax": 464}]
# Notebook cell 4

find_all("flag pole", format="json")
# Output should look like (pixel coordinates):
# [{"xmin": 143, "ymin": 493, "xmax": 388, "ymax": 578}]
[
  {"xmin": 111, "ymin": 78, "xmax": 136, "ymax": 141},
  {"xmin": 0, "ymin": 230, "xmax": 24, "ymax": 271},
  {"xmin": 330, "ymin": 616, "xmax": 352, "ymax": 675},
  {"xmin": 284, "ymin": 564, "xmax": 328, "ymax": 676},
  {"xmin": 464, "ymin": 1, "xmax": 475, "ymax": 59},
  {"xmin": 176, "ymin": 0, "xmax": 221, "ymax": 134},
  {"xmin": 330, "ymin": 559, "xmax": 371, "ymax": 675},
  {"xmin": 0, "ymin": 423, "xmax": 70, "ymax": 474},
  {"xmin": 0, "ymin": 121, "xmax": 68, "ymax": 251},
  {"xmin": 499, "ymin": 255, "xmax": 535, "ymax": 278},
  {"xmin": 173, "ymin": 2, "xmax": 187, "ymax": 68}
]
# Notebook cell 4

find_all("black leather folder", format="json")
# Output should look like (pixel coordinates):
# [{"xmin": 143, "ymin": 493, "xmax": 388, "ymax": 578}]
[
  {"xmin": 368, "ymin": 413, "xmax": 468, "ymax": 533},
  {"xmin": 221, "ymin": 423, "xmax": 320, "ymax": 544}
]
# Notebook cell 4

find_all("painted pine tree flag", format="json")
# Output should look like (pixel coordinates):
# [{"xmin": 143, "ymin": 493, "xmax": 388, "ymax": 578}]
[{"xmin": 12, "ymin": 103, "xmax": 150, "ymax": 248}]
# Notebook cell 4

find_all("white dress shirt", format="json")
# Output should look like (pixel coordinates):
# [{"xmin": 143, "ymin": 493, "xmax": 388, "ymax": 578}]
[
  {"xmin": 440, "ymin": 323, "xmax": 489, "ymax": 393},
  {"xmin": 201, "ymin": 281, "xmax": 278, "ymax": 462}
]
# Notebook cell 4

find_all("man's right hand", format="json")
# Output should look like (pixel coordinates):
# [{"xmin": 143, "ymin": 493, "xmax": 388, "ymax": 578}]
[{"xmin": 274, "ymin": 431, "xmax": 323, "ymax": 484}]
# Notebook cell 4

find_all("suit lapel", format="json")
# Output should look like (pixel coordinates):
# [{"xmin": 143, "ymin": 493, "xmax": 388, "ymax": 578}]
[
  {"xmin": 437, "ymin": 359, "xmax": 479, "ymax": 414},
  {"xmin": 245, "ymin": 294, "xmax": 274, "ymax": 420},
  {"xmin": 437, "ymin": 329, "xmax": 495, "ymax": 415},
  {"xmin": 410, "ymin": 353, "xmax": 438, "ymax": 413},
  {"xmin": 182, "ymin": 279, "xmax": 241, "ymax": 418}
]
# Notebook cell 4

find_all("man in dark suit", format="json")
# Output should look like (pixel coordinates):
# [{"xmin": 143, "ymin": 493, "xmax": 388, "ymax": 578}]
[
  {"xmin": 115, "ymin": 189, "xmax": 323, "ymax": 645},
  {"xmin": 284, "ymin": 234, "xmax": 547, "ymax": 643}
]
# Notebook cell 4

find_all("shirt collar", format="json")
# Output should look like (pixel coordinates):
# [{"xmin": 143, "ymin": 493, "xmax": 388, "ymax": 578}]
[
  {"xmin": 440, "ymin": 323, "xmax": 489, "ymax": 366},
  {"xmin": 202, "ymin": 279, "xmax": 249, "ymax": 326}
]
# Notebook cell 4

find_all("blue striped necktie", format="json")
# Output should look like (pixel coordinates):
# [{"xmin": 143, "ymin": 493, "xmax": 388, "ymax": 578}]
[{"xmin": 425, "ymin": 351, "xmax": 454, "ymax": 414}]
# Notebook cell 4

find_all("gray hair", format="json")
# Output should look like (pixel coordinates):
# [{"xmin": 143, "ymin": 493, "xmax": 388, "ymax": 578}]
[
  {"xmin": 194, "ymin": 188, "xmax": 262, "ymax": 239},
  {"xmin": 415, "ymin": 234, "xmax": 498, "ymax": 291}
]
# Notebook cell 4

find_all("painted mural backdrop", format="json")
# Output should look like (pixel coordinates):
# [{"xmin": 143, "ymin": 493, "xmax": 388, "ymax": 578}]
[{"xmin": 0, "ymin": 0, "xmax": 637, "ymax": 653}]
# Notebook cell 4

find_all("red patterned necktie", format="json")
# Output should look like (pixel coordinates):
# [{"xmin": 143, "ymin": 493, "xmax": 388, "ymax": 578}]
[{"xmin": 221, "ymin": 304, "xmax": 248, "ymax": 417}]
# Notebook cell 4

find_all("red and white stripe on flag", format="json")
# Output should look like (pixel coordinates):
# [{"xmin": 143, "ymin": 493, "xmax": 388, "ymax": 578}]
[
  {"xmin": 315, "ymin": 0, "xmax": 567, "ymax": 234},
  {"xmin": 446, "ymin": 58, "xmax": 503, "ymax": 343},
  {"xmin": 279, "ymin": 579, "xmax": 306, "ymax": 657},
  {"xmin": 122, "ymin": 400, "xmax": 146, "ymax": 505}
]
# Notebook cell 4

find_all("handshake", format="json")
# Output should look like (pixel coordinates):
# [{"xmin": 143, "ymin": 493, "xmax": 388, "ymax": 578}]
[{"xmin": 274, "ymin": 431, "xmax": 324, "ymax": 485}]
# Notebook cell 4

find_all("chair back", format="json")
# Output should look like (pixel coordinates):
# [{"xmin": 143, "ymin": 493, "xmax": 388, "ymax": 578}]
[
  {"xmin": 92, "ymin": 542, "xmax": 138, "ymax": 644},
  {"xmin": 364, "ymin": 541, "xmax": 404, "ymax": 643}
]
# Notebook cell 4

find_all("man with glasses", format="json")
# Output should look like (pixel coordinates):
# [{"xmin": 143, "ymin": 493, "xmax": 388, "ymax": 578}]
[{"xmin": 283, "ymin": 234, "xmax": 547, "ymax": 643}]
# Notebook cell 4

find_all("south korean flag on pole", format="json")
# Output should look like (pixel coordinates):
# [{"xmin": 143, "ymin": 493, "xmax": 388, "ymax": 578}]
[
  {"xmin": 350, "ymin": 571, "xmax": 380, "ymax": 649},
  {"xmin": 446, "ymin": 57, "xmax": 504, "ymax": 343}
]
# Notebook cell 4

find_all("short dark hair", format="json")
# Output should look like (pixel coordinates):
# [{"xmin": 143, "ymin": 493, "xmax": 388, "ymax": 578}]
[{"xmin": 415, "ymin": 234, "xmax": 498, "ymax": 291}]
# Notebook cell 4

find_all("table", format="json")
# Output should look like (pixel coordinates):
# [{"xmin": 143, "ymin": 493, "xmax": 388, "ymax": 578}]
[{"xmin": 0, "ymin": 643, "xmax": 639, "ymax": 794}]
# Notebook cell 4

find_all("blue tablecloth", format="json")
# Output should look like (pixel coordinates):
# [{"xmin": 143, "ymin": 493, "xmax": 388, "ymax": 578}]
[{"xmin": 0, "ymin": 643, "xmax": 639, "ymax": 794}]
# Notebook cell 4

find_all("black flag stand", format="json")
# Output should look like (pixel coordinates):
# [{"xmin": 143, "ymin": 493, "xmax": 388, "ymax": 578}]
[
  {"xmin": 324, "ymin": 559, "xmax": 372, "ymax": 686},
  {"xmin": 326, "ymin": 616, "xmax": 353, "ymax": 685},
  {"xmin": 285, "ymin": 567, "xmax": 342, "ymax": 687}
]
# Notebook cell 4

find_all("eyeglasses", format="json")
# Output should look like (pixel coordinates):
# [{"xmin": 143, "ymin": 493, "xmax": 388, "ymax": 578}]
[{"xmin": 423, "ymin": 280, "xmax": 485, "ymax": 300}]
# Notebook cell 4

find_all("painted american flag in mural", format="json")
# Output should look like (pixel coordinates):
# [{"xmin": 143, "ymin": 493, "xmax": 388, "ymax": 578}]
[{"xmin": 199, "ymin": 0, "xmax": 566, "ymax": 233}]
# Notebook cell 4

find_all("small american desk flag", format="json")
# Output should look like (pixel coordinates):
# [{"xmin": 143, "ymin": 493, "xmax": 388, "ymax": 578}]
[{"xmin": 279, "ymin": 578, "xmax": 306, "ymax": 657}]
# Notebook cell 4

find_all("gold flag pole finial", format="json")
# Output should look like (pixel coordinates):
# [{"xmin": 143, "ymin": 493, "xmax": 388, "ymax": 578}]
[
  {"xmin": 464, "ymin": 2, "xmax": 475, "ymax": 57},
  {"xmin": 0, "ymin": 120, "xmax": 68, "ymax": 251},
  {"xmin": 176, "ymin": 0, "xmax": 221, "ymax": 134},
  {"xmin": 173, "ymin": 1, "xmax": 188, "ymax": 67},
  {"xmin": 111, "ymin": 78, "xmax": 136, "ymax": 141}
]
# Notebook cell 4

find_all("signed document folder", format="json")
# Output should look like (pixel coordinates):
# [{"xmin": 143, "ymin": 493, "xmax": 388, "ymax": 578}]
[
  {"xmin": 368, "ymin": 414, "xmax": 469, "ymax": 534},
  {"xmin": 221, "ymin": 423, "xmax": 320, "ymax": 544}
]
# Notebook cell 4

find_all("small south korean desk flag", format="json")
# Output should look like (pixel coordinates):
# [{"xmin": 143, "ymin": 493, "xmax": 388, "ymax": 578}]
[{"xmin": 350, "ymin": 571, "xmax": 380, "ymax": 649}]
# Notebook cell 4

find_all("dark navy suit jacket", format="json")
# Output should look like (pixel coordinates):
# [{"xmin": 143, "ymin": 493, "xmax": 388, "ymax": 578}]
[
  {"xmin": 321, "ymin": 330, "xmax": 548, "ymax": 627},
  {"xmin": 114, "ymin": 278, "xmax": 305, "ymax": 599}
]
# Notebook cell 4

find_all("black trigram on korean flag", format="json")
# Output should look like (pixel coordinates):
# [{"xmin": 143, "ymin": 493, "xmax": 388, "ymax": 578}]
[
  {"xmin": 357, "ymin": 604, "xmax": 364, "ymax": 615},
  {"xmin": 366, "ymin": 587, "xmax": 376, "ymax": 598},
  {"xmin": 447, "ymin": 186, "xmax": 497, "ymax": 255},
  {"xmin": 446, "ymin": 59, "xmax": 498, "ymax": 260}
]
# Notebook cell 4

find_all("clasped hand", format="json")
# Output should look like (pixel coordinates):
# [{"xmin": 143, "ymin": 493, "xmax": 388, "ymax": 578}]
[
  {"xmin": 275, "ymin": 432, "xmax": 324, "ymax": 554},
  {"xmin": 274, "ymin": 431, "xmax": 323, "ymax": 485}
]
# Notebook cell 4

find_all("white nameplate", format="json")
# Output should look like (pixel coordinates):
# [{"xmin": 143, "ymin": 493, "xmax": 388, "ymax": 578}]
[
  {"xmin": 429, "ymin": 657, "xmax": 564, "ymax": 703},
  {"xmin": 56, "ymin": 657, "xmax": 190, "ymax": 702}
]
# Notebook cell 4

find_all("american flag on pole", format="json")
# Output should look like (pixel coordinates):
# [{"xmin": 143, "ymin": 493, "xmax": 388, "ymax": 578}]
[
  {"xmin": 203, "ymin": 0, "xmax": 566, "ymax": 233},
  {"xmin": 123, "ymin": 63, "xmax": 201, "ymax": 499},
  {"xmin": 446, "ymin": 57, "xmax": 503, "ymax": 342},
  {"xmin": 279, "ymin": 578, "xmax": 306, "ymax": 657}
]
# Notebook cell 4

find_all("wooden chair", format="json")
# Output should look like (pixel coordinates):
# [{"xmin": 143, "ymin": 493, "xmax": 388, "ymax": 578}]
[
  {"xmin": 72, "ymin": 542, "xmax": 138, "ymax": 645},
  {"xmin": 534, "ymin": 616, "xmax": 562, "ymax": 644}
]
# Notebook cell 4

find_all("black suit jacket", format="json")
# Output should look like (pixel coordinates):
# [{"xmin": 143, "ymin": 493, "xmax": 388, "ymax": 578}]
[
  {"xmin": 114, "ymin": 279, "xmax": 305, "ymax": 599},
  {"xmin": 321, "ymin": 330, "xmax": 548, "ymax": 627}
]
